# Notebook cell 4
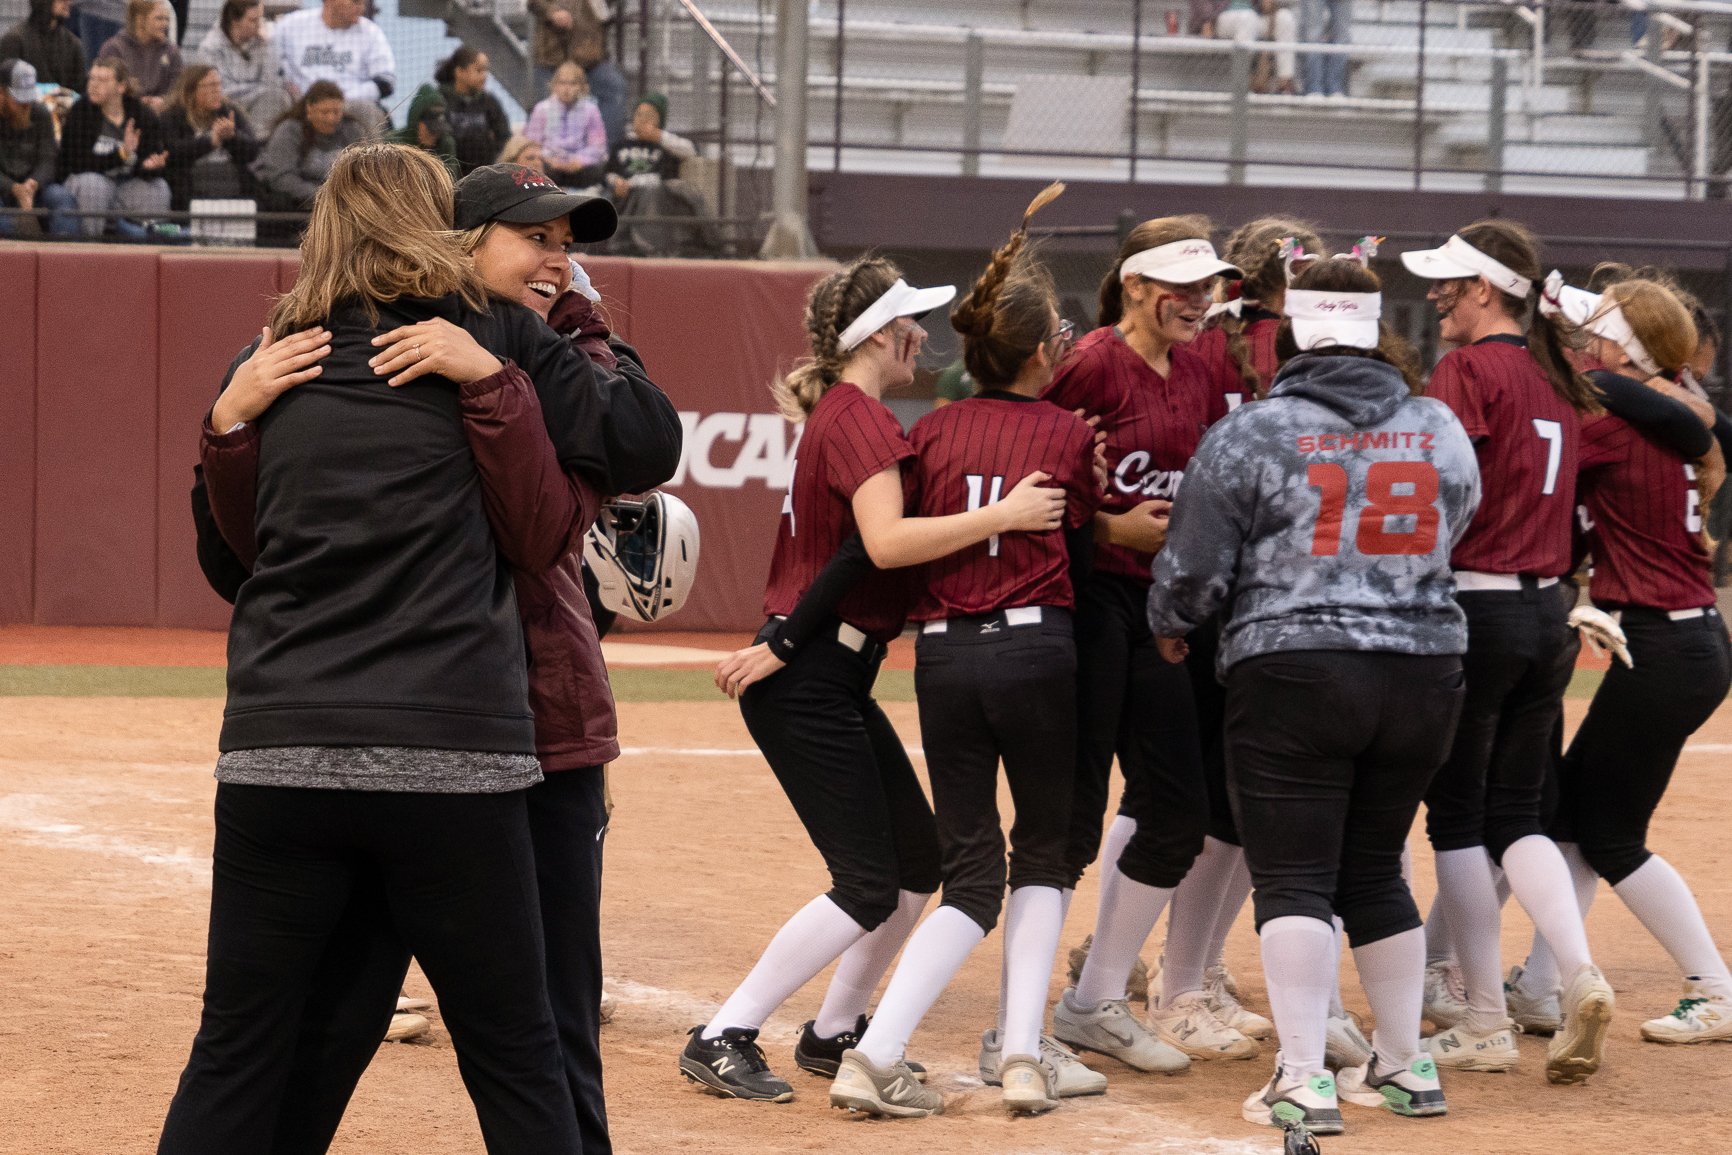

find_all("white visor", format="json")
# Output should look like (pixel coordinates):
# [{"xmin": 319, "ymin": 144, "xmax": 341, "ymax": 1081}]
[
  {"xmin": 1286, "ymin": 290, "xmax": 1382, "ymax": 350},
  {"xmin": 836, "ymin": 278, "xmax": 957, "ymax": 352},
  {"xmin": 1537, "ymin": 270, "xmax": 1659, "ymax": 378},
  {"xmin": 1120, "ymin": 239, "xmax": 1241, "ymax": 286},
  {"xmin": 1399, "ymin": 234, "xmax": 1533, "ymax": 299},
  {"xmin": 1203, "ymin": 298, "xmax": 1246, "ymax": 322}
]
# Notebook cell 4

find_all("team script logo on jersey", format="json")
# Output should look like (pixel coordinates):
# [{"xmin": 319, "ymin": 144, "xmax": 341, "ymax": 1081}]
[
  {"xmin": 1113, "ymin": 451, "xmax": 1182, "ymax": 499},
  {"xmin": 666, "ymin": 411, "xmax": 801, "ymax": 489}
]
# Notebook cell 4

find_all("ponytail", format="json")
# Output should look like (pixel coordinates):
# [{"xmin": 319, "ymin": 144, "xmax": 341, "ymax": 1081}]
[
  {"xmin": 949, "ymin": 182, "xmax": 1065, "ymax": 389},
  {"xmin": 434, "ymin": 46, "xmax": 480, "ymax": 86},
  {"xmin": 771, "ymin": 256, "xmax": 901, "ymax": 422},
  {"xmin": 1217, "ymin": 215, "xmax": 1328, "ymax": 399}
]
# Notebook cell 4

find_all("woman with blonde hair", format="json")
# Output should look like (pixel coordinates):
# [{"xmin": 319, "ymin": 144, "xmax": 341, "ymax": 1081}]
[
  {"xmin": 161, "ymin": 143, "xmax": 678, "ymax": 1154},
  {"xmin": 496, "ymin": 133, "xmax": 546, "ymax": 171},
  {"xmin": 160, "ymin": 61, "xmax": 259, "ymax": 209}
]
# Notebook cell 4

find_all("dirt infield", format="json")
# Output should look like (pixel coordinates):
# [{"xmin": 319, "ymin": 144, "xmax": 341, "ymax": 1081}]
[{"xmin": 3, "ymin": 680, "xmax": 1731, "ymax": 1151}]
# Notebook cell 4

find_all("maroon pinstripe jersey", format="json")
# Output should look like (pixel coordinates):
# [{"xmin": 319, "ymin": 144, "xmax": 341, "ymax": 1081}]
[
  {"xmin": 763, "ymin": 383, "xmax": 915, "ymax": 642},
  {"xmin": 904, "ymin": 392, "xmax": 1102, "ymax": 618},
  {"xmin": 1577, "ymin": 404, "xmax": 1714, "ymax": 611},
  {"xmin": 1042, "ymin": 326, "xmax": 1218, "ymax": 584},
  {"xmin": 1191, "ymin": 311, "xmax": 1281, "ymax": 416},
  {"xmin": 1425, "ymin": 335, "xmax": 1579, "ymax": 576}
]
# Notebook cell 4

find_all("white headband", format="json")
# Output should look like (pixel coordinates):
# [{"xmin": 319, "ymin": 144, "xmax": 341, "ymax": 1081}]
[
  {"xmin": 1400, "ymin": 234, "xmax": 1533, "ymax": 299},
  {"xmin": 1537, "ymin": 270, "xmax": 1660, "ymax": 378},
  {"xmin": 1285, "ymin": 290, "xmax": 1382, "ymax": 350},
  {"xmin": 836, "ymin": 278, "xmax": 957, "ymax": 352},
  {"xmin": 1120, "ymin": 239, "xmax": 1239, "ymax": 286}
]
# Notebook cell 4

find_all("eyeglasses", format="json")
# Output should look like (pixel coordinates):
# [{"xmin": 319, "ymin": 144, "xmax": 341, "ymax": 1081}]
[{"xmin": 1045, "ymin": 318, "xmax": 1075, "ymax": 353}]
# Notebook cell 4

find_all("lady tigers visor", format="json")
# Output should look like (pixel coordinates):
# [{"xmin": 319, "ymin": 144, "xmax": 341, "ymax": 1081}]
[
  {"xmin": 1286, "ymin": 290, "xmax": 1382, "ymax": 350},
  {"xmin": 1538, "ymin": 270, "xmax": 1660, "ymax": 377},
  {"xmin": 837, "ymin": 279, "xmax": 957, "ymax": 351},
  {"xmin": 1120, "ymin": 239, "xmax": 1241, "ymax": 286},
  {"xmin": 1399, "ymin": 234, "xmax": 1532, "ymax": 299}
]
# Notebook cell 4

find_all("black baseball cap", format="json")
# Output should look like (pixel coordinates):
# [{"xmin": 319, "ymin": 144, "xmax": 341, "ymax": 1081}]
[{"xmin": 454, "ymin": 163, "xmax": 617, "ymax": 243}]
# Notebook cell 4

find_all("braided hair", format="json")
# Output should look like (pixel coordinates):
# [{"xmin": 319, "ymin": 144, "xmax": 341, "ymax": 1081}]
[
  {"xmin": 1217, "ymin": 216, "xmax": 1327, "ymax": 398},
  {"xmin": 948, "ymin": 182, "xmax": 1066, "ymax": 389},
  {"xmin": 771, "ymin": 255, "xmax": 901, "ymax": 421}
]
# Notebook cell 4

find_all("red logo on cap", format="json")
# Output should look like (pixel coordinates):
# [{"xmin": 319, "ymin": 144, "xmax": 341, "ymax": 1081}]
[{"xmin": 513, "ymin": 168, "xmax": 558, "ymax": 190}]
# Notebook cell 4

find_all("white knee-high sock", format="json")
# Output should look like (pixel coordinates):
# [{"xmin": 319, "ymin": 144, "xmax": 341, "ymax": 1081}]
[
  {"xmin": 856, "ymin": 905, "xmax": 986, "ymax": 1067},
  {"xmin": 813, "ymin": 889, "xmax": 931, "ymax": 1037},
  {"xmin": 1502, "ymin": 835, "xmax": 1593, "ymax": 982},
  {"xmin": 1560, "ymin": 841, "xmax": 1601, "ymax": 917},
  {"xmin": 1001, "ymin": 886, "xmax": 1066, "ymax": 1058},
  {"xmin": 1431, "ymin": 847, "xmax": 1507, "ymax": 1031},
  {"xmin": 1614, "ymin": 855, "xmax": 1732, "ymax": 1000},
  {"xmin": 1328, "ymin": 916, "xmax": 1347, "ymax": 1019},
  {"xmin": 1352, "ymin": 926, "xmax": 1426, "ymax": 1069},
  {"xmin": 1260, "ymin": 915, "xmax": 1336, "ymax": 1079},
  {"xmin": 1075, "ymin": 873, "xmax": 1175, "ymax": 1006},
  {"xmin": 1000, "ymin": 886, "xmax": 1075, "ymax": 1033},
  {"xmin": 705, "ymin": 895, "xmax": 867, "ymax": 1037},
  {"xmin": 1163, "ymin": 835, "xmax": 1242, "ymax": 1000},
  {"xmin": 1090, "ymin": 814, "xmax": 1137, "ymax": 931},
  {"xmin": 1521, "ymin": 842, "xmax": 1599, "ymax": 996},
  {"xmin": 1423, "ymin": 892, "xmax": 1453, "ymax": 966},
  {"xmin": 1206, "ymin": 845, "xmax": 1254, "ymax": 970}
]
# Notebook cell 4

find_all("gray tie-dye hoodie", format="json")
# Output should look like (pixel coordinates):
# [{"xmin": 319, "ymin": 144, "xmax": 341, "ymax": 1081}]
[{"xmin": 1148, "ymin": 353, "xmax": 1482, "ymax": 678}]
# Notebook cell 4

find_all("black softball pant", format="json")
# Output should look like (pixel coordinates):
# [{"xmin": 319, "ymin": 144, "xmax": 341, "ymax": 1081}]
[
  {"xmin": 914, "ymin": 611, "xmax": 1076, "ymax": 933},
  {"xmin": 1226, "ymin": 651, "xmax": 1465, "ymax": 946},
  {"xmin": 157, "ymin": 783, "xmax": 579, "ymax": 1155},
  {"xmin": 233, "ymin": 768, "xmax": 614, "ymax": 1155},
  {"xmin": 740, "ymin": 623, "xmax": 942, "ymax": 931},
  {"xmin": 1423, "ymin": 584, "xmax": 1579, "ymax": 865},
  {"xmin": 1184, "ymin": 613, "xmax": 1239, "ymax": 846},
  {"xmin": 1552, "ymin": 608, "xmax": 1732, "ymax": 885},
  {"xmin": 1062, "ymin": 570, "xmax": 1209, "ymax": 889}
]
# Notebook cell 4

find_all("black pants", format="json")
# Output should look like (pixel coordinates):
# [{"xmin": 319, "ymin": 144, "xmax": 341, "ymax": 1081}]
[
  {"xmin": 1226, "ymin": 651, "xmax": 1465, "ymax": 946},
  {"xmin": 158, "ymin": 784, "xmax": 579, "ymax": 1155},
  {"xmin": 1553, "ymin": 608, "xmax": 1732, "ymax": 885},
  {"xmin": 1423, "ymin": 584, "xmax": 1579, "ymax": 865},
  {"xmin": 914, "ymin": 611, "xmax": 1077, "ymax": 933},
  {"xmin": 1184, "ymin": 613, "xmax": 1239, "ymax": 846},
  {"xmin": 741, "ymin": 622, "xmax": 942, "ymax": 930},
  {"xmin": 1063, "ymin": 571, "xmax": 1209, "ymax": 889}
]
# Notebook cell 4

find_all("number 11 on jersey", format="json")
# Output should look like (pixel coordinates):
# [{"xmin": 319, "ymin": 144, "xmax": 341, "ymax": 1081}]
[{"xmin": 966, "ymin": 474, "xmax": 1006, "ymax": 557}]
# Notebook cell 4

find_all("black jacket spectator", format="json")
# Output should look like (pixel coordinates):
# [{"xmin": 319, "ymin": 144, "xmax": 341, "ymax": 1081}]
[
  {"xmin": 0, "ymin": 0, "xmax": 87, "ymax": 92},
  {"xmin": 441, "ymin": 84, "xmax": 509, "ymax": 176},
  {"xmin": 161, "ymin": 99, "xmax": 259, "ymax": 208},
  {"xmin": 59, "ymin": 87, "xmax": 164, "ymax": 178},
  {"xmin": 1, "ymin": 97, "xmax": 58, "ymax": 188}
]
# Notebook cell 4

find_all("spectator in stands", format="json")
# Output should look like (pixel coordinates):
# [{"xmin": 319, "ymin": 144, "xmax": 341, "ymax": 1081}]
[
  {"xmin": 1244, "ymin": 0, "xmax": 1297, "ymax": 95},
  {"xmin": 606, "ymin": 93, "xmax": 710, "ymax": 255},
  {"xmin": 161, "ymin": 61, "xmax": 259, "ymax": 209},
  {"xmin": 274, "ymin": 0, "xmax": 393, "ymax": 136},
  {"xmin": 1298, "ymin": 0, "xmax": 1351, "ymax": 96},
  {"xmin": 525, "ymin": 61, "xmax": 605, "ymax": 188},
  {"xmin": 70, "ymin": 0, "xmax": 125, "ymax": 75},
  {"xmin": 435, "ymin": 46, "xmax": 508, "ymax": 177},
  {"xmin": 385, "ymin": 82, "xmax": 459, "ymax": 177},
  {"xmin": 193, "ymin": 0, "xmax": 289, "ymax": 127},
  {"xmin": 250, "ymin": 78, "xmax": 363, "ymax": 209},
  {"xmin": 59, "ymin": 54, "xmax": 170, "ymax": 235},
  {"xmin": 97, "ymin": 0, "xmax": 180, "ymax": 113},
  {"xmin": 1190, "ymin": 0, "xmax": 1229, "ymax": 36},
  {"xmin": 525, "ymin": 0, "xmax": 626, "ymax": 148},
  {"xmin": 497, "ymin": 133, "xmax": 544, "ymax": 172},
  {"xmin": 1, "ymin": 0, "xmax": 87, "ymax": 94},
  {"xmin": 0, "ymin": 58, "xmax": 76, "ymax": 234}
]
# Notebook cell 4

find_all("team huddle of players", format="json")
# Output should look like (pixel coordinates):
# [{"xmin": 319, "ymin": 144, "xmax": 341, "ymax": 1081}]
[{"xmin": 682, "ymin": 193, "xmax": 1732, "ymax": 1136}]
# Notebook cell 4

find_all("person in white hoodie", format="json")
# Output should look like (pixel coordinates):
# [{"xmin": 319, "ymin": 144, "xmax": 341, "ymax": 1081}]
[{"xmin": 193, "ymin": 0, "xmax": 289, "ymax": 126}]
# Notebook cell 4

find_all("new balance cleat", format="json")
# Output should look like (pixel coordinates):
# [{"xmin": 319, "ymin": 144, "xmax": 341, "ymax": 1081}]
[
  {"xmin": 978, "ymin": 1028, "xmax": 1107, "ymax": 1096},
  {"xmin": 1641, "ymin": 979, "xmax": 1732, "ymax": 1044},
  {"xmin": 1423, "ymin": 1019, "xmax": 1519, "ymax": 1072},
  {"xmin": 1547, "ymin": 964, "xmax": 1615, "ymax": 1084},
  {"xmin": 794, "ymin": 1016, "xmax": 925, "ymax": 1080},
  {"xmin": 1052, "ymin": 987, "xmax": 1190, "ymax": 1072},
  {"xmin": 1337, "ymin": 1053, "xmax": 1447, "ymax": 1117},
  {"xmin": 385, "ymin": 1013, "xmax": 429, "ymax": 1041},
  {"xmin": 1505, "ymin": 964, "xmax": 1561, "ymax": 1035},
  {"xmin": 1067, "ymin": 934, "xmax": 1151, "ymax": 1003},
  {"xmin": 1205, "ymin": 965, "xmax": 1274, "ymax": 1041},
  {"xmin": 829, "ymin": 1049, "xmax": 943, "ymax": 1117},
  {"xmin": 999, "ymin": 1054, "xmax": 1061, "ymax": 1115},
  {"xmin": 1241, "ymin": 1056, "xmax": 1343, "ymax": 1136},
  {"xmin": 1423, "ymin": 960, "xmax": 1468, "ymax": 1029},
  {"xmin": 1324, "ymin": 1013, "xmax": 1374, "ymax": 1070},
  {"xmin": 1152, "ymin": 989, "xmax": 1260, "ymax": 1060},
  {"xmin": 679, "ymin": 1025, "xmax": 794, "ymax": 1102}
]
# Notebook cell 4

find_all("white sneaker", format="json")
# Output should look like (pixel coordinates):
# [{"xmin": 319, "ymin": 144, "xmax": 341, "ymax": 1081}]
[
  {"xmin": 599, "ymin": 990, "xmax": 617, "ymax": 1024},
  {"xmin": 1148, "ymin": 952, "xmax": 1240, "ymax": 1007},
  {"xmin": 1067, "ymin": 935, "xmax": 1151, "ymax": 1003},
  {"xmin": 1204, "ymin": 965, "xmax": 1273, "ymax": 1040},
  {"xmin": 1640, "ymin": 978, "xmax": 1732, "ymax": 1044},
  {"xmin": 1547, "ymin": 963, "xmax": 1615, "ymax": 1085},
  {"xmin": 1505, "ymin": 964, "xmax": 1560, "ymax": 1035},
  {"xmin": 1051, "ymin": 987, "xmax": 1190, "ymax": 1073},
  {"xmin": 1422, "ymin": 1019, "xmax": 1519, "ymax": 1072},
  {"xmin": 1324, "ymin": 1013, "xmax": 1374, "ymax": 1070},
  {"xmin": 1337, "ymin": 1053, "xmax": 1447, "ymax": 1117},
  {"xmin": 1240, "ymin": 1053, "xmax": 1343, "ymax": 1135},
  {"xmin": 830, "ymin": 1049, "xmax": 943, "ymax": 1118},
  {"xmin": 1150, "ymin": 989, "xmax": 1259, "ymax": 1060},
  {"xmin": 999, "ymin": 1054, "xmax": 1060, "ymax": 1115},
  {"xmin": 1423, "ymin": 960, "xmax": 1468, "ymax": 1029},
  {"xmin": 385, "ymin": 1012, "xmax": 430, "ymax": 1042},
  {"xmin": 978, "ymin": 1029, "xmax": 1108, "ymax": 1096}
]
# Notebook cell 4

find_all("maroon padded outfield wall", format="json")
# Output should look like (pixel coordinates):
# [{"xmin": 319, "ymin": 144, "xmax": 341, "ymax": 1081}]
[{"xmin": 0, "ymin": 242, "xmax": 833, "ymax": 632}]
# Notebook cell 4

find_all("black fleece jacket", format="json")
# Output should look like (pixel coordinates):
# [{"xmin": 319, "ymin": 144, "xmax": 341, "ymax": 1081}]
[
  {"xmin": 217, "ymin": 292, "xmax": 681, "ymax": 754},
  {"xmin": 58, "ymin": 93, "xmax": 164, "ymax": 179}
]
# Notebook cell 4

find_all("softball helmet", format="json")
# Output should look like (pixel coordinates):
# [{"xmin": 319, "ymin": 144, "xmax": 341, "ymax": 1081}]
[{"xmin": 582, "ymin": 492, "xmax": 700, "ymax": 622}]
